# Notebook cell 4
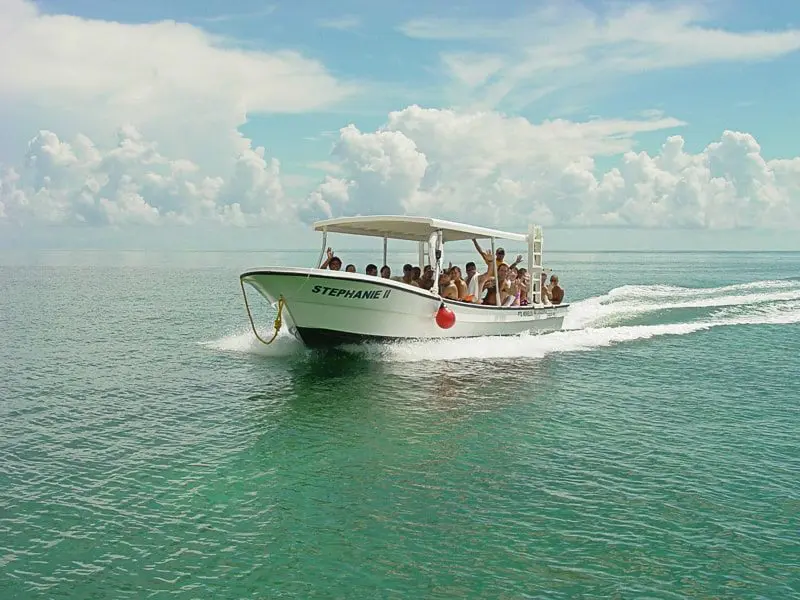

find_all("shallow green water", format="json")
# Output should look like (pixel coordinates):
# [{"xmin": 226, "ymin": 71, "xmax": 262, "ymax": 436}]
[{"xmin": 1, "ymin": 250, "xmax": 799, "ymax": 599}]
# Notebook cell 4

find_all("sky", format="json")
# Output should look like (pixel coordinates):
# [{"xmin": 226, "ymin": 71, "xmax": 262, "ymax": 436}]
[{"xmin": 1, "ymin": 0, "xmax": 800, "ymax": 250}]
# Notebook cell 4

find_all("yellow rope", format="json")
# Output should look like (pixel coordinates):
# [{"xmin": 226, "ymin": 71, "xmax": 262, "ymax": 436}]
[{"xmin": 240, "ymin": 278, "xmax": 285, "ymax": 345}]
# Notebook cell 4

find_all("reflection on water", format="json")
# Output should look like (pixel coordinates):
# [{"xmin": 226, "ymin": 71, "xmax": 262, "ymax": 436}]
[{"xmin": 237, "ymin": 340, "xmax": 561, "ymax": 443}]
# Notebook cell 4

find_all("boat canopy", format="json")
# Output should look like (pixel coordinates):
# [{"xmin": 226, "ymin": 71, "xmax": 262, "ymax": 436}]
[{"xmin": 312, "ymin": 215, "xmax": 529, "ymax": 244}]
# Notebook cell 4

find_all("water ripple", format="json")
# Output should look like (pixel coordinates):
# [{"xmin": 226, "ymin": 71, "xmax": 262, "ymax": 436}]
[{"xmin": 2, "ymin": 259, "xmax": 799, "ymax": 598}]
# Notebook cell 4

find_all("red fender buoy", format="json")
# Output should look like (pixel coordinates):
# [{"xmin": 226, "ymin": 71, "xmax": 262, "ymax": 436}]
[{"xmin": 435, "ymin": 303, "xmax": 456, "ymax": 329}]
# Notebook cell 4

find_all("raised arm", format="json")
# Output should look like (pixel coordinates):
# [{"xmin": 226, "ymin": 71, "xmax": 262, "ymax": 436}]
[
  {"xmin": 472, "ymin": 239, "xmax": 491, "ymax": 263},
  {"xmin": 320, "ymin": 247, "xmax": 334, "ymax": 269}
]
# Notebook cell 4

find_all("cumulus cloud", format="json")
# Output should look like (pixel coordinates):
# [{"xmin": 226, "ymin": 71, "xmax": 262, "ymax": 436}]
[
  {"xmin": 299, "ymin": 106, "xmax": 800, "ymax": 230},
  {"xmin": 0, "ymin": 0, "xmax": 356, "ymax": 172},
  {"xmin": 0, "ymin": 127, "xmax": 289, "ymax": 226},
  {"xmin": 2, "ymin": 106, "xmax": 799, "ymax": 231},
  {"xmin": 400, "ymin": 2, "xmax": 800, "ymax": 109}
]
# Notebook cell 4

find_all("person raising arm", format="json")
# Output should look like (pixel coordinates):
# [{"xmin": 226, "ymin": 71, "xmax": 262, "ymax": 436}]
[
  {"xmin": 471, "ymin": 239, "xmax": 523, "ymax": 269},
  {"xmin": 320, "ymin": 247, "xmax": 342, "ymax": 270}
]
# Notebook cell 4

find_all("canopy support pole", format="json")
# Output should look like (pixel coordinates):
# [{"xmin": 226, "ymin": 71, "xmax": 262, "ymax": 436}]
[
  {"xmin": 528, "ymin": 224, "xmax": 535, "ymax": 304},
  {"xmin": 317, "ymin": 228, "xmax": 327, "ymax": 268},
  {"xmin": 491, "ymin": 237, "xmax": 500, "ymax": 306},
  {"xmin": 383, "ymin": 235, "xmax": 388, "ymax": 268},
  {"xmin": 431, "ymin": 230, "xmax": 443, "ymax": 287}
]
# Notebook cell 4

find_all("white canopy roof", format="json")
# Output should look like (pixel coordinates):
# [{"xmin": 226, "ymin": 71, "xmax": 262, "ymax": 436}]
[{"xmin": 312, "ymin": 215, "xmax": 529, "ymax": 243}]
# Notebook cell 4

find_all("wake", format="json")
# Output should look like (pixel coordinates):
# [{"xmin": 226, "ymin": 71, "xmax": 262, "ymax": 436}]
[{"xmin": 202, "ymin": 279, "xmax": 800, "ymax": 363}]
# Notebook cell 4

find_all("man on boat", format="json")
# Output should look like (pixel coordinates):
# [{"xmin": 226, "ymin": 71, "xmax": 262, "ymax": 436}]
[
  {"xmin": 320, "ymin": 248, "xmax": 342, "ymax": 270},
  {"xmin": 395, "ymin": 264, "xmax": 417, "ymax": 286},
  {"xmin": 418, "ymin": 266, "xmax": 435, "ymax": 290},
  {"xmin": 471, "ymin": 239, "xmax": 523, "ymax": 270},
  {"xmin": 462, "ymin": 261, "xmax": 481, "ymax": 302},
  {"xmin": 464, "ymin": 261, "xmax": 477, "ymax": 286},
  {"xmin": 549, "ymin": 274, "xmax": 565, "ymax": 305}
]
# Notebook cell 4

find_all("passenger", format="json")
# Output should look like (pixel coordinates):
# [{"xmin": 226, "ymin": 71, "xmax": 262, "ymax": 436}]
[
  {"xmin": 506, "ymin": 250, "xmax": 524, "ymax": 270},
  {"xmin": 550, "ymin": 275, "xmax": 565, "ymax": 305},
  {"xmin": 540, "ymin": 272, "xmax": 551, "ymax": 304},
  {"xmin": 412, "ymin": 266, "xmax": 421, "ymax": 283},
  {"xmin": 517, "ymin": 271, "xmax": 531, "ymax": 306},
  {"xmin": 380, "ymin": 265, "xmax": 391, "ymax": 279},
  {"xmin": 496, "ymin": 262, "xmax": 513, "ymax": 305},
  {"xmin": 320, "ymin": 247, "xmax": 342, "ymax": 270},
  {"xmin": 345, "ymin": 264, "xmax": 356, "ymax": 273},
  {"xmin": 471, "ymin": 240, "xmax": 523, "ymax": 270},
  {"xmin": 365, "ymin": 264, "xmax": 378, "ymax": 276},
  {"xmin": 449, "ymin": 266, "xmax": 468, "ymax": 300},
  {"xmin": 439, "ymin": 270, "xmax": 459, "ymax": 300},
  {"xmin": 418, "ymin": 267, "xmax": 435, "ymax": 290},
  {"xmin": 464, "ymin": 268, "xmax": 482, "ymax": 303},
  {"xmin": 464, "ymin": 261, "xmax": 477, "ymax": 287},
  {"xmin": 481, "ymin": 277, "xmax": 498, "ymax": 306},
  {"xmin": 397, "ymin": 263, "xmax": 415, "ymax": 285},
  {"xmin": 516, "ymin": 268, "xmax": 528, "ymax": 302},
  {"xmin": 472, "ymin": 261, "xmax": 495, "ymax": 304},
  {"xmin": 506, "ymin": 268, "xmax": 520, "ymax": 306}
]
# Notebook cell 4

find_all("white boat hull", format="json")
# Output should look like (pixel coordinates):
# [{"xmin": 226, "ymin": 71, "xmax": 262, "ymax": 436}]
[{"xmin": 240, "ymin": 267, "xmax": 568, "ymax": 348}]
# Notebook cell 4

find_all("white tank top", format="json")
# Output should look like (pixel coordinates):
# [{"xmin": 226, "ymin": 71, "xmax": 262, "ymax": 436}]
[{"xmin": 467, "ymin": 275, "xmax": 480, "ymax": 302}]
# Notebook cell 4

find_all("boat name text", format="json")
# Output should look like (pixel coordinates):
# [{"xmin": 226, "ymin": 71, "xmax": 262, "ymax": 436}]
[{"xmin": 311, "ymin": 285, "xmax": 391, "ymax": 300}]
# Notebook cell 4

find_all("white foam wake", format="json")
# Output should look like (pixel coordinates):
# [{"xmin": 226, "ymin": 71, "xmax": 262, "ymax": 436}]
[
  {"xmin": 203, "ymin": 279, "xmax": 800, "ymax": 363},
  {"xmin": 564, "ymin": 279, "xmax": 800, "ymax": 330},
  {"xmin": 350, "ymin": 299, "xmax": 800, "ymax": 363},
  {"xmin": 200, "ymin": 327, "xmax": 306, "ymax": 358}
]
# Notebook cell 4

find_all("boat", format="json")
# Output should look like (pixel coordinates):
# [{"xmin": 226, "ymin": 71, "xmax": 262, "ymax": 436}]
[{"xmin": 239, "ymin": 215, "xmax": 569, "ymax": 348}]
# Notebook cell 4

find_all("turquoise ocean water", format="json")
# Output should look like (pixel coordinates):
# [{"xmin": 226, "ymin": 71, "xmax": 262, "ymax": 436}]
[{"xmin": 1, "ymin": 249, "xmax": 799, "ymax": 599}]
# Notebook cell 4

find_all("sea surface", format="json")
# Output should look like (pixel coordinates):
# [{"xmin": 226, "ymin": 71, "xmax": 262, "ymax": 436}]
[{"xmin": 1, "ymin": 249, "xmax": 799, "ymax": 599}]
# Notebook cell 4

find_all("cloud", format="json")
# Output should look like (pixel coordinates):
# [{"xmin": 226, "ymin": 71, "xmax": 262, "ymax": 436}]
[
  {"xmin": 316, "ymin": 15, "xmax": 362, "ymax": 31},
  {"xmin": 0, "ymin": 0, "xmax": 357, "ymax": 173},
  {"xmin": 193, "ymin": 6, "xmax": 277, "ymax": 23},
  {"xmin": 0, "ymin": 127, "xmax": 289, "ymax": 227},
  {"xmin": 440, "ymin": 53, "xmax": 505, "ymax": 88},
  {"xmin": 2, "ymin": 106, "xmax": 799, "ymax": 231},
  {"xmin": 399, "ymin": 2, "xmax": 800, "ymax": 109},
  {"xmin": 298, "ymin": 105, "xmax": 800, "ymax": 230}
]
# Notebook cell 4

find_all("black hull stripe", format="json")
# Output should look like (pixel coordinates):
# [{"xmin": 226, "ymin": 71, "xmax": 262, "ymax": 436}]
[
  {"xmin": 294, "ymin": 327, "xmax": 558, "ymax": 349},
  {"xmin": 241, "ymin": 269, "xmax": 569, "ymax": 312}
]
